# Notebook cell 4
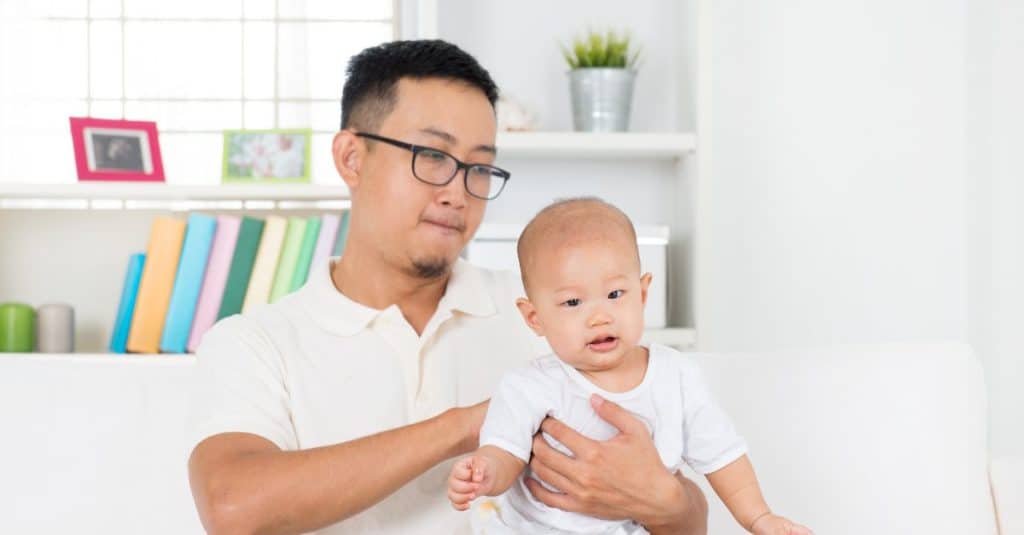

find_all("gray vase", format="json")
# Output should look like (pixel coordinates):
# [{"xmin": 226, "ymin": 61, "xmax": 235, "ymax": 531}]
[{"xmin": 568, "ymin": 68, "xmax": 637, "ymax": 132}]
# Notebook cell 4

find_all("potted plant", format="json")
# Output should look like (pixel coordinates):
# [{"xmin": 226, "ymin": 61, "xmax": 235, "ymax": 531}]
[{"xmin": 562, "ymin": 30, "xmax": 641, "ymax": 132}]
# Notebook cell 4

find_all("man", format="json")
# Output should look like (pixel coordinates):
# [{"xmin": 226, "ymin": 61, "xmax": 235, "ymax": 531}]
[{"xmin": 188, "ymin": 39, "xmax": 709, "ymax": 534}]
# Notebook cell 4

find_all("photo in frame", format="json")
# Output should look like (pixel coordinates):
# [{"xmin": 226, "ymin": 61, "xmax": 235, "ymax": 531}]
[
  {"xmin": 222, "ymin": 129, "xmax": 312, "ymax": 184},
  {"xmin": 69, "ymin": 117, "xmax": 165, "ymax": 182}
]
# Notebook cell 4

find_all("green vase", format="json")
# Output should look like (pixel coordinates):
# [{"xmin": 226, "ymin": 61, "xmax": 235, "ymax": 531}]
[{"xmin": 0, "ymin": 303, "xmax": 35, "ymax": 353}]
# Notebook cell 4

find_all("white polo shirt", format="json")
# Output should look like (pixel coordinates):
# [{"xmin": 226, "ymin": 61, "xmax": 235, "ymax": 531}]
[{"xmin": 188, "ymin": 257, "xmax": 546, "ymax": 534}]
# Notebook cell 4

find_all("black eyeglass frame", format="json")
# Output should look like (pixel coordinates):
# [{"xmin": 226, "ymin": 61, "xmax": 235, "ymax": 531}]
[{"xmin": 355, "ymin": 132, "xmax": 511, "ymax": 200}]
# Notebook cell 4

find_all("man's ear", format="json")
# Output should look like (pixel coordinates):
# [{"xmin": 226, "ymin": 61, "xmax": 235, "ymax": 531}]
[
  {"xmin": 515, "ymin": 297, "xmax": 545, "ymax": 336},
  {"xmin": 332, "ymin": 130, "xmax": 363, "ymax": 191},
  {"xmin": 639, "ymin": 272, "xmax": 653, "ymax": 306}
]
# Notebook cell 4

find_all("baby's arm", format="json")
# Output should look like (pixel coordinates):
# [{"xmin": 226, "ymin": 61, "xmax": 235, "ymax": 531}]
[
  {"xmin": 706, "ymin": 455, "xmax": 813, "ymax": 534},
  {"xmin": 447, "ymin": 445, "xmax": 526, "ymax": 510}
]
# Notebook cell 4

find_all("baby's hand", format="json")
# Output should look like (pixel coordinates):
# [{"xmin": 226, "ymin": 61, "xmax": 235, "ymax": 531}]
[
  {"xmin": 751, "ymin": 513, "xmax": 814, "ymax": 535},
  {"xmin": 447, "ymin": 454, "xmax": 495, "ymax": 511}
]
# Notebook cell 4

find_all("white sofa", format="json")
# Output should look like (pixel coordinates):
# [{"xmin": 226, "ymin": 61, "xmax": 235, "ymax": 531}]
[{"xmin": 0, "ymin": 342, "xmax": 1011, "ymax": 534}]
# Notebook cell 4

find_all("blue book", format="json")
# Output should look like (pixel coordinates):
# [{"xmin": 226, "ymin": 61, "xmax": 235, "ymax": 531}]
[
  {"xmin": 109, "ymin": 253, "xmax": 146, "ymax": 354},
  {"xmin": 160, "ymin": 214, "xmax": 217, "ymax": 353}
]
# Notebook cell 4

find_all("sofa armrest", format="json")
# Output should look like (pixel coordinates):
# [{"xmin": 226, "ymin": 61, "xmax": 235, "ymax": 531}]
[{"xmin": 991, "ymin": 456, "xmax": 1024, "ymax": 535}]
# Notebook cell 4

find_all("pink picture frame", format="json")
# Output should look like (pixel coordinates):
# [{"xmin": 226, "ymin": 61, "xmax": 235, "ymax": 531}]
[{"xmin": 69, "ymin": 117, "xmax": 165, "ymax": 182}]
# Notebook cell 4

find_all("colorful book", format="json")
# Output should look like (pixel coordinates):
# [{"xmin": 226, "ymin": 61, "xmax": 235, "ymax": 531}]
[
  {"xmin": 310, "ymin": 213, "xmax": 340, "ymax": 273},
  {"xmin": 332, "ymin": 210, "xmax": 351, "ymax": 256},
  {"xmin": 188, "ymin": 215, "xmax": 241, "ymax": 352},
  {"xmin": 160, "ymin": 214, "xmax": 218, "ymax": 354},
  {"xmin": 242, "ymin": 215, "xmax": 287, "ymax": 312},
  {"xmin": 126, "ymin": 217, "xmax": 186, "ymax": 353},
  {"xmin": 109, "ymin": 253, "xmax": 145, "ymax": 354},
  {"xmin": 269, "ymin": 217, "xmax": 307, "ymax": 303},
  {"xmin": 217, "ymin": 217, "xmax": 265, "ymax": 320},
  {"xmin": 289, "ymin": 216, "xmax": 322, "ymax": 292}
]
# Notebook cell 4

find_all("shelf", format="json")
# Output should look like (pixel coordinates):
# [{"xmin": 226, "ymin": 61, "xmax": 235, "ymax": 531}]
[
  {"xmin": 0, "ymin": 353, "xmax": 196, "ymax": 365},
  {"xmin": 641, "ymin": 327, "xmax": 697, "ymax": 348},
  {"xmin": 0, "ymin": 183, "xmax": 351, "ymax": 210},
  {"xmin": 0, "ymin": 132, "xmax": 695, "ymax": 210},
  {"xmin": 496, "ymin": 131, "xmax": 696, "ymax": 159},
  {"xmin": 0, "ymin": 329, "xmax": 696, "ymax": 361}
]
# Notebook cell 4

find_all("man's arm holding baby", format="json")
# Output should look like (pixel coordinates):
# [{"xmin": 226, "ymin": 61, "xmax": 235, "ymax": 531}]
[{"xmin": 189, "ymin": 401, "xmax": 487, "ymax": 535}]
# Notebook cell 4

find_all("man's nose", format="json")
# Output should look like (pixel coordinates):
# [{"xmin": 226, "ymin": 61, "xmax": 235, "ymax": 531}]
[{"xmin": 437, "ymin": 168, "xmax": 469, "ymax": 208}]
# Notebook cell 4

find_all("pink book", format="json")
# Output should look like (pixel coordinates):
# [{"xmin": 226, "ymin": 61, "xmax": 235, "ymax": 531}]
[
  {"xmin": 310, "ymin": 213, "xmax": 341, "ymax": 274},
  {"xmin": 187, "ymin": 215, "xmax": 241, "ymax": 352}
]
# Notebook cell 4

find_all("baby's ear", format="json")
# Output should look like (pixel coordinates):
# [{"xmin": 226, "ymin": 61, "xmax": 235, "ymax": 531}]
[
  {"xmin": 515, "ymin": 298, "xmax": 545, "ymax": 336},
  {"xmin": 639, "ymin": 272, "xmax": 653, "ymax": 305}
]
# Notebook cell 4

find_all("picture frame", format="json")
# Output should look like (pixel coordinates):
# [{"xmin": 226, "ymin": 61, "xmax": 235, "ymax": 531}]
[
  {"xmin": 69, "ymin": 117, "xmax": 165, "ymax": 182},
  {"xmin": 222, "ymin": 129, "xmax": 312, "ymax": 184}
]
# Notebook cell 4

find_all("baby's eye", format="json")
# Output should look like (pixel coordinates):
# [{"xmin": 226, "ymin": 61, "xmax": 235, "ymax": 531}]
[
  {"xmin": 562, "ymin": 298, "xmax": 581, "ymax": 307},
  {"xmin": 608, "ymin": 290, "xmax": 625, "ymax": 299}
]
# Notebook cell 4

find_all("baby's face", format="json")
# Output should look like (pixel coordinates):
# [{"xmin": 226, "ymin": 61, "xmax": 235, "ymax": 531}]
[{"xmin": 517, "ymin": 238, "xmax": 651, "ymax": 374}]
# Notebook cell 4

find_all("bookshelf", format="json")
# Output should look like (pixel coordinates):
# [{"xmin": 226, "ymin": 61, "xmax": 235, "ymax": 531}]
[{"xmin": 0, "ymin": 130, "xmax": 701, "ymax": 354}]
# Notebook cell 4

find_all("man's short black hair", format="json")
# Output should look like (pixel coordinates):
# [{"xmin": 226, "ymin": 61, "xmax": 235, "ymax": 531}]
[{"xmin": 340, "ymin": 39, "xmax": 499, "ymax": 131}]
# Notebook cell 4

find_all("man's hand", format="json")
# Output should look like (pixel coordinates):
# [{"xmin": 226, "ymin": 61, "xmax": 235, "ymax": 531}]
[
  {"xmin": 751, "ymin": 514, "xmax": 814, "ymax": 535},
  {"xmin": 448, "ymin": 454, "xmax": 496, "ymax": 510},
  {"xmin": 526, "ymin": 394, "xmax": 698, "ymax": 531}
]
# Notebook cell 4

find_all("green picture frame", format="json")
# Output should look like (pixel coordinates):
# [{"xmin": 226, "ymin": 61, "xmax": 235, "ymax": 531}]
[{"xmin": 221, "ymin": 128, "xmax": 312, "ymax": 184}]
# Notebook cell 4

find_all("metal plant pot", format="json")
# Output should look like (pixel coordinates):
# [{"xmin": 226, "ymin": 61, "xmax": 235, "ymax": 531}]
[{"xmin": 568, "ymin": 68, "xmax": 637, "ymax": 132}]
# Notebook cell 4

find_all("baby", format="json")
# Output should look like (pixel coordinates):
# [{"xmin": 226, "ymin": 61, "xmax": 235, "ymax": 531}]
[{"xmin": 448, "ymin": 198, "xmax": 812, "ymax": 534}]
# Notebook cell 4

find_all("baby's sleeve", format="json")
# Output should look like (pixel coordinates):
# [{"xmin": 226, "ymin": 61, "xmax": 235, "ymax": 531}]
[
  {"xmin": 678, "ymin": 357, "xmax": 748, "ymax": 475},
  {"xmin": 478, "ymin": 365, "xmax": 554, "ymax": 463}
]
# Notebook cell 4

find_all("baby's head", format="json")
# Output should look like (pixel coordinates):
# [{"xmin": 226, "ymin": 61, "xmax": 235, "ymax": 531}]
[{"xmin": 515, "ymin": 197, "xmax": 651, "ymax": 373}]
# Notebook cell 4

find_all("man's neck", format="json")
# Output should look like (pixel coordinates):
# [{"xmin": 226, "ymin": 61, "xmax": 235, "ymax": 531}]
[{"xmin": 330, "ymin": 240, "xmax": 450, "ymax": 336}]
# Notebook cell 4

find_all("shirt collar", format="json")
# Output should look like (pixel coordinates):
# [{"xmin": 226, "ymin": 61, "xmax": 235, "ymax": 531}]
[{"xmin": 298, "ymin": 257, "xmax": 497, "ymax": 337}]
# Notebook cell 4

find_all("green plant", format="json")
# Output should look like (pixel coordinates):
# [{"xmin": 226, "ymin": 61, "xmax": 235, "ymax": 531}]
[{"xmin": 562, "ymin": 29, "xmax": 641, "ymax": 69}]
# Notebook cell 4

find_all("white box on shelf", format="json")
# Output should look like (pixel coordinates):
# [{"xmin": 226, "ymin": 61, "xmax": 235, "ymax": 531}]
[{"xmin": 465, "ymin": 223, "xmax": 668, "ymax": 328}]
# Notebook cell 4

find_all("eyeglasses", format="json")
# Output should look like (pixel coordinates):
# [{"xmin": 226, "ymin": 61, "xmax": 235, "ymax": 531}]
[{"xmin": 355, "ymin": 132, "xmax": 510, "ymax": 200}]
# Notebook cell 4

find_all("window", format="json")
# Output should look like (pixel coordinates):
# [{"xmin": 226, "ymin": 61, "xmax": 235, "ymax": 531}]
[{"xmin": 0, "ymin": 0, "xmax": 396, "ymax": 184}]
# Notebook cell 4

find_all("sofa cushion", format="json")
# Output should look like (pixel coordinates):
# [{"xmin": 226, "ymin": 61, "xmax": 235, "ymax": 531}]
[{"xmin": 682, "ymin": 342, "xmax": 996, "ymax": 535}]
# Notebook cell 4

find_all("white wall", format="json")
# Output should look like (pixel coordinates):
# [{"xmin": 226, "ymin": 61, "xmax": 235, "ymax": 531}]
[
  {"xmin": 968, "ymin": 0, "xmax": 1024, "ymax": 458},
  {"xmin": 440, "ymin": 0, "xmax": 1024, "ymax": 458},
  {"xmin": 702, "ymin": 0, "xmax": 969, "ymax": 352}
]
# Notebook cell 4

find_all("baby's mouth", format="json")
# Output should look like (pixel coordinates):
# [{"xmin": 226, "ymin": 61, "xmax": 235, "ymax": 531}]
[{"xmin": 587, "ymin": 335, "xmax": 619, "ymax": 353}]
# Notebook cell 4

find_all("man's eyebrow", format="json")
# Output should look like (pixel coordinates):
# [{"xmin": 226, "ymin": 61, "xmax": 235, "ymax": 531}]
[{"xmin": 419, "ymin": 127, "xmax": 497, "ymax": 155}]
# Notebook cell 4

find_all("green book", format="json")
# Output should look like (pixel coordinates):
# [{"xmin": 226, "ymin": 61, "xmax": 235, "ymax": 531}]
[
  {"xmin": 217, "ymin": 217, "xmax": 265, "ymax": 320},
  {"xmin": 332, "ymin": 210, "xmax": 351, "ymax": 256},
  {"xmin": 269, "ymin": 217, "xmax": 308, "ymax": 303},
  {"xmin": 290, "ymin": 216, "xmax": 322, "ymax": 292}
]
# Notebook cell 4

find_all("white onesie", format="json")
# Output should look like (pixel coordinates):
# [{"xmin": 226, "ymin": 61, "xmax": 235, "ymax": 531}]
[{"xmin": 474, "ymin": 343, "xmax": 747, "ymax": 534}]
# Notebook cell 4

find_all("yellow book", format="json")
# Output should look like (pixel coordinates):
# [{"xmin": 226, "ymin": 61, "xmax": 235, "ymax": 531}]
[
  {"xmin": 242, "ymin": 215, "xmax": 287, "ymax": 313},
  {"xmin": 126, "ymin": 217, "xmax": 186, "ymax": 353}
]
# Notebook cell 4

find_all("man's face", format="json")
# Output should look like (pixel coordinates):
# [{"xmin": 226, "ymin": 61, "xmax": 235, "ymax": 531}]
[{"xmin": 351, "ymin": 77, "xmax": 496, "ymax": 278}]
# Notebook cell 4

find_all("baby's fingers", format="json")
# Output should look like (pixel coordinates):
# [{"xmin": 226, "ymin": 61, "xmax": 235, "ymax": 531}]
[
  {"xmin": 448, "ymin": 477, "xmax": 477, "ymax": 495},
  {"xmin": 447, "ymin": 487, "xmax": 477, "ymax": 510},
  {"xmin": 450, "ymin": 458, "xmax": 473, "ymax": 480}
]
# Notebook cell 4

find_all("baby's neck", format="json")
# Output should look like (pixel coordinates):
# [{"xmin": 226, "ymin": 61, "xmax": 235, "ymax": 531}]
[{"xmin": 577, "ymin": 345, "xmax": 650, "ymax": 393}]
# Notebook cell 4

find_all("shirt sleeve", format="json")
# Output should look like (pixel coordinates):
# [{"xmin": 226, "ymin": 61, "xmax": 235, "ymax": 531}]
[
  {"xmin": 187, "ymin": 315, "xmax": 298, "ymax": 453},
  {"xmin": 678, "ymin": 356, "xmax": 748, "ymax": 474},
  {"xmin": 478, "ymin": 365, "xmax": 556, "ymax": 463}
]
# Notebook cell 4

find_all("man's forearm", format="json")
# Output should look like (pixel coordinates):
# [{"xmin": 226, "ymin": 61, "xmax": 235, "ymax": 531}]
[
  {"xmin": 645, "ymin": 473, "xmax": 709, "ymax": 535},
  {"xmin": 190, "ymin": 407, "xmax": 476, "ymax": 534}
]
